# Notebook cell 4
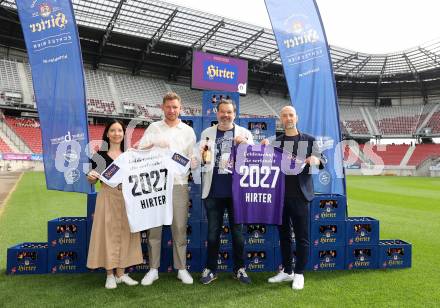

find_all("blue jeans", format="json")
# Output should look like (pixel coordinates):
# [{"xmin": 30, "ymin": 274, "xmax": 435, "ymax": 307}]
[{"xmin": 204, "ymin": 197, "xmax": 244, "ymax": 272}]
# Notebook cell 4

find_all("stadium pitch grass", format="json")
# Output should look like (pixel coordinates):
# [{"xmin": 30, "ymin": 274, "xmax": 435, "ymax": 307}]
[{"xmin": 0, "ymin": 172, "xmax": 439, "ymax": 307}]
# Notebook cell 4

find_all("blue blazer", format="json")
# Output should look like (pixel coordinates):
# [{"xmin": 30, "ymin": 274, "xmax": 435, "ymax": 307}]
[{"xmin": 275, "ymin": 131, "xmax": 324, "ymax": 202}]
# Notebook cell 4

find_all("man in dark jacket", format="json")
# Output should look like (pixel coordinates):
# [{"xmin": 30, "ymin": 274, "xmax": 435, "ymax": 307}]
[{"xmin": 262, "ymin": 105, "xmax": 324, "ymax": 290}]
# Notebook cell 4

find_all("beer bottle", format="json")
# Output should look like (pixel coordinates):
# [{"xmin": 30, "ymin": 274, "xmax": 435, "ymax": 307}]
[{"xmin": 202, "ymin": 137, "xmax": 211, "ymax": 165}]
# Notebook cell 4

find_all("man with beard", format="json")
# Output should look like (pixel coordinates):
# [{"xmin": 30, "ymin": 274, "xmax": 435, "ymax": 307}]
[{"xmin": 199, "ymin": 99, "xmax": 254, "ymax": 284}]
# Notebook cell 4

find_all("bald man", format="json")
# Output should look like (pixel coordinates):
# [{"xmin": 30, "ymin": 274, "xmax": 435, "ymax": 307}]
[{"xmin": 262, "ymin": 105, "xmax": 323, "ymax": 290}]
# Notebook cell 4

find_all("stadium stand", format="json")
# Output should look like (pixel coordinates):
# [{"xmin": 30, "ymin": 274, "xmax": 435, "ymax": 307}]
[
  {"xmin": 4, "ymin": 117, "xmax": 42, "ymax": 153},
  {"xmin": 371, "ymin": 106, "xmax": 423, "ymax": 136},
  {"xmin": 424, "ymin": 110, "xmax": 440, "ymax": 134},
  {"xmin": 168, "ymin": 84, "xmax": 201, "ymax": 111},
  {"xmin": 339, "ymin": 105, "xmax": 371, "ymax": 135},
  {"xmin": 343, "ymin": 142, "xmax": 363, "ymax": 165},
  {"xmin": 24, "ymin": 63, "xmax": 35, "ymax": 105},
  {"xmin": 407, "ymin": 144, "xmax": 440, "ymax": 166},
  {"xmin": 2, "ymin": 118, "xmax": 147, "ymax": 154},
  {"xmin": 260, "ymin": 94, "xmax": 289, "ymax": 116},
  {"xmin": 0, "ymin": 59, "xmax": 21, "ymax": 93},
  {"xmin": 113, "ymin": 73, "xmax": 167, "ymax": 106},
  {"xmin": 415, "ymin": 104, "xmax": 438, "ymax": 132},
  {"xmin": 0, "ymin": 138, "xmax": 12, "ymax": 153},
  {"xmin": 84, "ymin": 70, "xmax": 114, "ymax": 103},
  {"xmin": 87, "ymin": 99, "xmax": 116, "ymax": 115},
  {"xmin": 88, "ymin": 123, "xmax": 145, "ymax": 149},
  {"xmin": 368, "ymin": 144, "xmax": 410, "ymax": 166},
  {"xmin": 134, "ymin": 104, "xmax": 150, "ymax": 119}
]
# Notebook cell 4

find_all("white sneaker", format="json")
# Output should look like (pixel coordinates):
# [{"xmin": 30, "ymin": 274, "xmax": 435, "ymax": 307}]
[
  {"xmin": 177, "ymin": 269, "xmax": 194, "ymax": 284},
  {"xmin": 292, "ymin": 274, "xmax": 304, "ymax": 290},
  {"xmin": 268, "ymin": 270, "xmax": 294, "ymax": 283},
  {"xmin": 116, "ymin": 274, "xmax": 139, "ymax": 286},
  {"xmin": 105, "ymin": 275, "xmax": 117, "ymax": 289},
  {"xmin": 141, "ymin": 268, "xmax": 159, "ymax": 286}
]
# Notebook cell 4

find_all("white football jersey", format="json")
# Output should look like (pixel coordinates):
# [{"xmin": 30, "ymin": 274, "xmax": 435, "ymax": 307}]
[{"xmin": 99, "ymin": 148, "xmax": 190, "ymax": 232}]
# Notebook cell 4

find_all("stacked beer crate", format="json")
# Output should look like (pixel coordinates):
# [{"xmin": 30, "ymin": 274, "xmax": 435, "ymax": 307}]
[
  {"xmin": 309, "ymin": 195, "xmax": 347, "ymax": 270},
  {"xmin": 7, "ymin": 217, "xmax": 89, "ymax": 274},
  {"xmin": 309, "ymin": 194, "xmax": 412, "ymax": 271}
]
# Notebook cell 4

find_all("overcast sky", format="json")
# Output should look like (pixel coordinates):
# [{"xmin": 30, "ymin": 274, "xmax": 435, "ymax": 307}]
[{"xmin": 161, "ymin": 0, "xmax": 440, "ymax": 54}]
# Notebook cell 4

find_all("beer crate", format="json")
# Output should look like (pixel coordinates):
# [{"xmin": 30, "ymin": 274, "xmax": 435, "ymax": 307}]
[
  {"xmin": 86, "ymin": 193, "xmax": 97, "ymax": 251},
  {"xmin": 140, "ymin": 230, "xmax": 149, "ymax": 251},
  {"xmin": 243, "ymin": 224, "xmax": 276, "ymax": 249},
  {"xmin": 201, "ymin": 221, "xmax": 233, "ymax": 249},
  {"xmin": 87, "ymin": 192, "xmax": 97, "ymax": 220},
  {"xmin": 244, "ymin": 247, "xmax": 274, "ymax": 272},
  {"xmin": 48, "ymin": 247, "xmax": 87, "ymax": 273},
  {"xmin": 48, "ymin": 217, "xmax": 87, "ymax": 250},
  {"xmin": 346, "ymin": 217, "xmax": 379, "ymax": 246},
  {"xmin": 180, "ymin": 116, "xmax": 202, "ymax": 141},
  {"xmin": 7, "ymin": 243, "xmax": 48, "ymax": 275},
  {"xmin": 272, "ymin": 225, "xmax": 295, "ymax": 247},
  {"xmin": 378, "ymin": 240, "xmax": 412, "ymax": 269},
  {"xmin": 161, "ymin": 247, "xmax": 202, "ymax": 273},
  {"xmin": 310, "ymin": 194, "xmax": 347, "ymax": 221},
  {"xmin": 188, "ymin": 194, "xmax": 202, "ymax": 222},
  {"xmin": 202, "ymin": 116, "xmax": 218, "ymax": 131},
  {"xmin": 310, "ymin": 246, "xmax": 345, "ymax": 271},
  {"xmin": 162, "ymin": 222, "xmax": 201, "ymax": 249},
  {"xmin": 188, "ymin": 172, "xmax": 202, "ymax": 195},
  {"xmin": 238, "ymin": 118, "xmax": 276, "ymax": 144},
  {"xmin": 311, "ymin": 220, "xmax": 346, "ymax": 247},
  {"xmin": 346, "ymin": 245, "xmax": 378, "ymax": 270},
  {"xmin": 127, "ymin": 250, "xmax": 150, "ymax": 273},
  {"xmin": 201, "ymin": 247, "xmax": 233, "ymax": 272},
  {"xmin": 273, "ymin": 244, "xmax": 312, "ymax": 272},
  {"xmin": 201, "ymin": 205, "xmax": 230, "ymax": 223}
]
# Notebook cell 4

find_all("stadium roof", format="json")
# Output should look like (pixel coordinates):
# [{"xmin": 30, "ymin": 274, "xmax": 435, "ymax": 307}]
[{"xmin": 1, "ymin": 0, "xmax": 440, "ymax": 79}]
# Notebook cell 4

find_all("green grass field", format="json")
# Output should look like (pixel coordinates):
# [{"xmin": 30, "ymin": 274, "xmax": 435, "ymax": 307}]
[{"xmin": 0, "ymin": 173, "xmax": 439, "ymax": 307}]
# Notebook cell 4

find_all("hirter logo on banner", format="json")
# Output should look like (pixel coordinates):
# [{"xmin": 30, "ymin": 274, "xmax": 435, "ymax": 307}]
[{"xmin": 39, "ymin": 3, "xmax": 51, "ymax": 17}]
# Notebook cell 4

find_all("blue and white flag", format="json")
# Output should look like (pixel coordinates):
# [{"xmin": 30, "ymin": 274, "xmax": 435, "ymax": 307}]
[
  {"xmin": 16, "ymin": 0, "xmax": 92, "ymax": 193},
  {"xmin": 265, "ymin": 0, "xmax": 345, "ymax": 195}
]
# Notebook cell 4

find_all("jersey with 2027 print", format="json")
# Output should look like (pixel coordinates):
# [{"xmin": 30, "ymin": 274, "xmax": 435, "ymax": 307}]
[
  {"xmin": 99, "ymin": 148, "xmax": 190, "ymax": 232},
  {"xmin": 231, "ymin": 145, "xmax": 285, "ymax": 225}
]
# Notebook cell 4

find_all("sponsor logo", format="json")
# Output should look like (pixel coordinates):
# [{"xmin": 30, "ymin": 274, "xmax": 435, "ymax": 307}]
[
  {"xmin": 39, "ymin": 3, "xmax": 51, "ymax": 17},
  {"xmin": 204, "ymin": 62, "xmax": 238, "ymax": 84},
  {"xmin": 102, "ymin": 164, "xmax": 120, "ymax": 180},
  {"xmin": 63, "ymin": 149, "xmax": 78, "ymax": 163},
  {"xmin": 18, "ymin": 265, "xmax": 37, "ymax": 272},
  {"xmin": 29, "ymin": 11, "xmax": 68, "ymax": 33},
  {"xmin": 237, "ymin": 82, "xmax": 247, "ymax": 94},
  {"xmin": 51, "ymin": 131, "xmax": 85, "ymax": 145},
  {"xmin": 319, "ymin": 170, "xmax": 331, "ymax": 186},
  {"xmin": 315, "ymin": 136, "xmax": 334, "ymax": 152},
  {"xmin": 172, "ymin": 153, "xmax": 189, "ymax": 167},
  {"xmin": 65, "ymin": 168, "xmax": 80, "ymax": 184}
]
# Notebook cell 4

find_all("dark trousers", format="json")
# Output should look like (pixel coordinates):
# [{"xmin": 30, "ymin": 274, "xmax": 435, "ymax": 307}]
[
  {"xmin": 278, "ymin": 197, "xmax": 310, "ymax": 275},
  {"xmin": 204, "ymin": 197, "xmax": 244, "ymax": 272}
]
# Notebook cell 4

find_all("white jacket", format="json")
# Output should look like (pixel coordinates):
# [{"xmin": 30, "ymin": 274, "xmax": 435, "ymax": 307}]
[{"xmin": 200, "ymin": 123, "xmax": 254, "ymax": 199}]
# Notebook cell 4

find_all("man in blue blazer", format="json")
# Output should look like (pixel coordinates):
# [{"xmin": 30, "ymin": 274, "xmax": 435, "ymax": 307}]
[{"xmin": 262, "ymin": 105, "xmax": 324, "ymax": 290}]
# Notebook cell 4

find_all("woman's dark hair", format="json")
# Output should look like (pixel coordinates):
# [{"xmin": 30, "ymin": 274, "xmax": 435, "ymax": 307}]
[{"xmin": 100, "ymin": 119, "xmax": 126, "ymax": 152}]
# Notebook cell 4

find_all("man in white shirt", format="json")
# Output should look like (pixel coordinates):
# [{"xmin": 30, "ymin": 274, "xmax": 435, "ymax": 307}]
[{"xmin": 138, "ymin": 92, "xmax": 196, "ymax": 285}]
